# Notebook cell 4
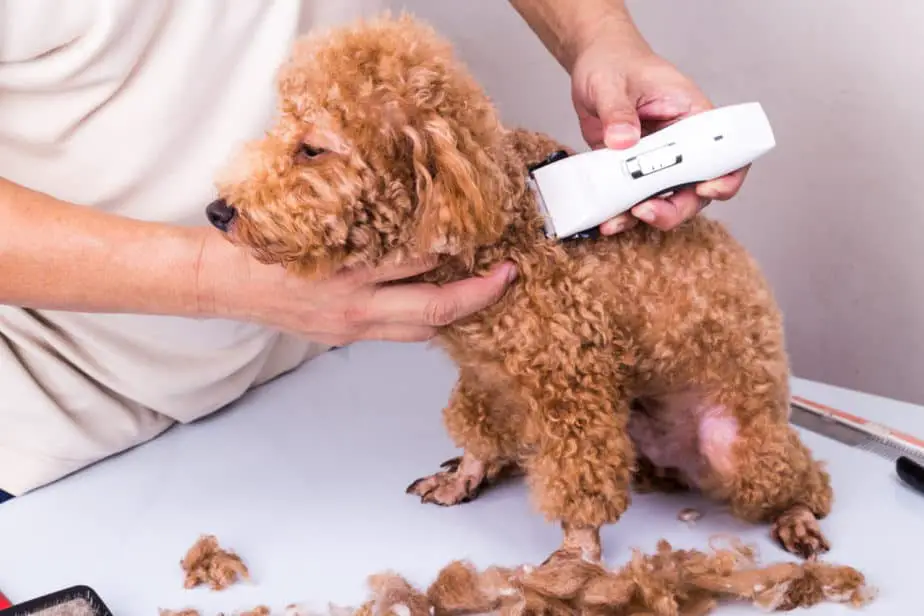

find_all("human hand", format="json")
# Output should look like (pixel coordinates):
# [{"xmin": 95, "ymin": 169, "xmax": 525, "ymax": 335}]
[
  {"xmin": 198, "ymin": 232, "xmax": 517, "ymax": 345},
  {"xmin": 570, "ymin": 42, "xmax": 750, "ymax": 235}
]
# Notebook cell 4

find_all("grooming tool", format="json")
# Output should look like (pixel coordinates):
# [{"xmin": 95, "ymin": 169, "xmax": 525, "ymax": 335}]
[
  {"xmin": 789, "ymin": 395, "xmax": 924, "ymax": 494},
  {"xmin": 0, "ymin": 585, "xmax": 114, "ymax": 616},
  {"xmin": 526, "ymin": 102, "xmax": 776, "ymax": 239},
  {"xmin": 0, "ymin": 588, "xmax": 11, "ymax": 610}
]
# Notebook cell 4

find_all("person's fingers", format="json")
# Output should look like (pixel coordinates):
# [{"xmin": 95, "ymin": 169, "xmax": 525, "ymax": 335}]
[
  {"xmin": 631, "ymin": 187, "xmax": 707, "ymax": 231},
  {"xmin": 630, "ymin": 79, "xmax": 713, "ymax": 139},
  {"xmin": 344, "ymin": 252, "xmax": 440, "ymax": 286},
  {"xmin": 586, "ymin": 76, "xmax": 642, "ymax": 150},
  {"xmin": 599, "ymin": 213, "xmax": 640, "ymax": 236},
  {"xmin": 305, "ymin": 323, "xmax": 436, "ymax": 346},
  {"xmin": 361, "ymin": 323, "xmax": 438, "ymax": 343},
  {"xmin": 635, "ymin": 96, "xmax": 693, "ymax": 126},
  {"xmin": 365, "ymin": 261, "xmax": 517, "ymax": 327},
  {"xmin": 426, "ymin": 261, "xmax": 517, "ymax": 324},
  {"xmin": 696, "ymin": 166, "xmax": 750, "ymax": 201}
]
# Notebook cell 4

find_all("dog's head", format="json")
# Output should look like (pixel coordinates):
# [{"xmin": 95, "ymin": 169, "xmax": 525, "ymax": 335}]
[{"xmin": 208, "ymin": 14, "xmax": 510, "ymax": 277}]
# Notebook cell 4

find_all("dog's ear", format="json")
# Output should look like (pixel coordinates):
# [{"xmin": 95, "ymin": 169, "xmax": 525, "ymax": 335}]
[{"xmin": 403, "ymin": 114, "xmax": 508, "ymax": 258}]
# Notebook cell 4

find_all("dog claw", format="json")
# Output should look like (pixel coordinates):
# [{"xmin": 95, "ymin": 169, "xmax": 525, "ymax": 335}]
[
  {"xmin": 440, "ymin": 457, "xmax": 462, "ymax": 471},
  {"xmin": 405, "ymin": 478, "xmax": 426, "ymax": 495},
  {"xmin": 420, "ymin": 492, "xmax": 443, "ymax": 506}
]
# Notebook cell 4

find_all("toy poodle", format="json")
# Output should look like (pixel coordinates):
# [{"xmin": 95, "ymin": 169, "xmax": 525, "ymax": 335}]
[{"xmin": 206, "ymin": 13, "xmax": 833, "ymax": 565}]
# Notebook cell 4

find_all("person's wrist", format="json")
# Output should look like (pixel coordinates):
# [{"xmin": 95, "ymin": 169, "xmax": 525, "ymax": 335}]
[
  {"xmin": 565, "ymin": 9, "xmax": 652, "ymax": 74},
  {"xmin": 192, "ymin": 228, "xmax": 258, "ymax": 321}
]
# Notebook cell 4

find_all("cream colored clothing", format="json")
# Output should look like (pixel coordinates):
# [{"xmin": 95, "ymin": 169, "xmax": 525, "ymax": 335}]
[{"xmin": 0, "ymin": 0, "xmax": 384, "ymax": 496}]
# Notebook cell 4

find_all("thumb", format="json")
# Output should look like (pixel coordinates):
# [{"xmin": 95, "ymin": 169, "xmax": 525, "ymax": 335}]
[{"xmin": 591, "ymin": 77, "xmax": 641, "ymax": 149}]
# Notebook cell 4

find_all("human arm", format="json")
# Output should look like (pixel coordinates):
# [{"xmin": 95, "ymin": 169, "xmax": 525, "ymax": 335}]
[
  {"xmin": 0, "ymin": 177, "xmax": 514, "ymax": 344},
  {"xmin": 0, "ymin": 176, "xmax": 208, "ymax": 316},
  {"xmin": 508, "ymin": 0, "xmax": 649, "ymax": 73},
  {"xmin": 508, "ymin": 0, "xmax": 749, "ymax": 233}
]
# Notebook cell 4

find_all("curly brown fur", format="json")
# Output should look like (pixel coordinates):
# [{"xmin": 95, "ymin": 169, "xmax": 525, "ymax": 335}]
[
  {"xmin": 181, "ymin": 534, "xmax": 250, "ymax": 590},
  {"xmin": 161, "ymin": 536, "xmax": 872, "ymax": 616},
  {"xmin": 359, "ymin": 540, "xmax": 874, "ymax": 615},
  {"xmin": 212, "ymin": 13, "xmax": 833, "ymax": 562}
]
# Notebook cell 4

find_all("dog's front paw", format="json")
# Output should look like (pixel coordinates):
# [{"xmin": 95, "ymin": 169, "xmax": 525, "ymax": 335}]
[
  {"xmin": 405, "ymin": 457, "xmax": 486, "ymax": 506},
  {"xmin": 406, "ymin": 456, "xmax": 519, "ymax": 506},
  {"xmin": 771, "ymin": 504, "xmax": 831, "ymax": 559}
]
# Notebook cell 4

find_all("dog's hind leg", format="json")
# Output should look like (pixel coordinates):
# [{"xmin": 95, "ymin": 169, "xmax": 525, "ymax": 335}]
[
  {"xmin": 406, "ymin": 373, "xmax": 521, "ymax": 506},
  {"xmin": 724, "ymin": 416, "xmax": 833, "ymax": 559},
  {"xmin": 693, "ymin": 383, "xmax": 834, "ymax": 559}
]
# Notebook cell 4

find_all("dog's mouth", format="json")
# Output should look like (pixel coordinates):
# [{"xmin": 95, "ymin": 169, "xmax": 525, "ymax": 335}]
[{"xmin": 205, "ymin": 198, "xmax": 238, "ymax": 233}]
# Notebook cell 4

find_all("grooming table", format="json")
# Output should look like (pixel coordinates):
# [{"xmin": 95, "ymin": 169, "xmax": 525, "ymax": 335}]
[{"xmin": 0, "ymin": 341, "xmax": 921, "ymax": 615}]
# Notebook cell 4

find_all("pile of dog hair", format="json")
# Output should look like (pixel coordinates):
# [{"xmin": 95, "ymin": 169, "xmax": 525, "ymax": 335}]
[{"xmin": 162, "ymin": 535, "xmax": 875, "ymax": 616}]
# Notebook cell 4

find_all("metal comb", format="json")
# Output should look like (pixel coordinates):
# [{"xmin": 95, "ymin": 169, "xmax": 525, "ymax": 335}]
[
  {"xmin": 789, "ymin": 395, "xmax": 924, "ymax": 496},
  {"xmin": 789, "ymin": 395, "xmax": 924, "ymax": 465}
]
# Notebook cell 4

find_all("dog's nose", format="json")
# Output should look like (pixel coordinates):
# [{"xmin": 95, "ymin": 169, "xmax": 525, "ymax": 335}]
[{"xmin": 206, "ymin": 199, "xmax": 237, "ymax": 232}]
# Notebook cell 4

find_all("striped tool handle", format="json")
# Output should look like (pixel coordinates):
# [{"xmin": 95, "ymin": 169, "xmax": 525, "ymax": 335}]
[{"xmin": 791, "ymin": 394, "xmax": 924, "ymax": 459}]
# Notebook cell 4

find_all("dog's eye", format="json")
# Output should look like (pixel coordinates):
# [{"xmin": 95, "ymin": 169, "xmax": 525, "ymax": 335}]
[{"xmin": 296, "ymin": 143, "xmax": 326, "ymax": 161}]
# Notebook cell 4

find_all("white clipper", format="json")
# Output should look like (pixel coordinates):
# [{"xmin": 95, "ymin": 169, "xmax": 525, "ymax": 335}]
[{"xmin": 526, "ymin": 102, "xmax": 776, "ymax": 240}]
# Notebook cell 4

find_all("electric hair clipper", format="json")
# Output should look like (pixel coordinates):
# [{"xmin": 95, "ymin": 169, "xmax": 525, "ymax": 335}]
[{"xmin": 527, "ymin": 102, "xmax": 776, "ymax": 239}]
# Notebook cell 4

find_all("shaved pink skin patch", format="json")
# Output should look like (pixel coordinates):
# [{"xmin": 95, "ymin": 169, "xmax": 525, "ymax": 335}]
[
  {"xmin": 697, "ymin": 405, "xmax": 739, "ymax": 480},
  {"xmin": 628, "ymin": 395, "xmax": 740, "ymax": 489}
]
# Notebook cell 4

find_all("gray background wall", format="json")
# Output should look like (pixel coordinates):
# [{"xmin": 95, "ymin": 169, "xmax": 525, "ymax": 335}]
[{"xmin": 388, "ymin": 0, "xmax": 924, "ymax": 405}]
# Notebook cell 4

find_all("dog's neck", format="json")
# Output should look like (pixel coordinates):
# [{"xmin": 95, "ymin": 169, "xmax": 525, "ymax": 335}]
[
  {"xmin": 491, "ymin": 147, "xmax": 551, "ymax": 249},
  {"xmin": 416, "ymin": 130, "xmax": 568, "ymax": 286},
  {"xmin": 489, "ymin": 127, "xmax": 584, "ymax": 254}
]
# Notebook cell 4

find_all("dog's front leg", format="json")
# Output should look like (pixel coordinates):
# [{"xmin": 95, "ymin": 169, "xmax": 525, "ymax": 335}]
[
  {"xmin": 522, "ymin": 371, "xmax": 635, "ymax": 564},
  {"xmin": 407, "ymin": 372, "xmax": 521, "ymax": 506}
]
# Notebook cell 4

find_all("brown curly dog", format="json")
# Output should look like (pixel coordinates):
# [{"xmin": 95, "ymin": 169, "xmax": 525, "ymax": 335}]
[{"xmin": 208, "ymin": 13, "xmax": 833, "ymax": 564}]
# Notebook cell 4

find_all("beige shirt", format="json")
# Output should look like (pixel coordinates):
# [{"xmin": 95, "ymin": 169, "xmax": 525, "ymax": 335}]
[{"xmin": 0, "ymin": 0, "xmax": 384, "ymax": 496}]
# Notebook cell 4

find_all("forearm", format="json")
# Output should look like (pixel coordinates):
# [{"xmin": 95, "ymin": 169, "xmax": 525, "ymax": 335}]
[
  {"xmin": 0, "ymin": 177, "xmax": 218, "ymax": 317},
  {"xmin": 508, "ymin": 0, "xmax": 651, "ymax": 71}
]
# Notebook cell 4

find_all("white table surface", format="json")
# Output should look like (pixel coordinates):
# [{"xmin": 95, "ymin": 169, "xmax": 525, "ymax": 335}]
[{"xmin": 1, "ymin": 341, "xmax": 923, "ymax": 615}]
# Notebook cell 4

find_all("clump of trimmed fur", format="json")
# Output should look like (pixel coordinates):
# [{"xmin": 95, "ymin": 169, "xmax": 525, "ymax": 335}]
[
  {"xmin": 164, "ymin": 534, "xmax": 874, "ymax": 615},
  {"xmin": 180, "ymin": 534, "xmax": 250, "ymax": 591},
  {"xmin": 354, "ymin": 540, "xmax": 874, "ymax": 616}
]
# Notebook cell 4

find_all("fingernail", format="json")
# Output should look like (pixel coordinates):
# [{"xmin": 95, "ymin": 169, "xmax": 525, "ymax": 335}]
[
  {"xmin": 698, "ymin": 187, "xmax": 719, "ymax": 200},
  {"xmin": 698, "ymin": 177, "xmax": 727, "ymax": 200},
  {"xmin": 659, "ymin": 98, "xmax": 691, "ymax": 115},
  {"xmin": 604, "ymin": 124, "xmax": 640, "ymax": 149},
  {"xmin": 634, "ymin": 203, "xmax": 656, "ymax": 223},
  {"xmin": 602, "ymin": 218, "xmax": 625, "ymax": 235},
  {"xmin": 501, "ymin": 262, "xmax": 517, "ymax": 283}
]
